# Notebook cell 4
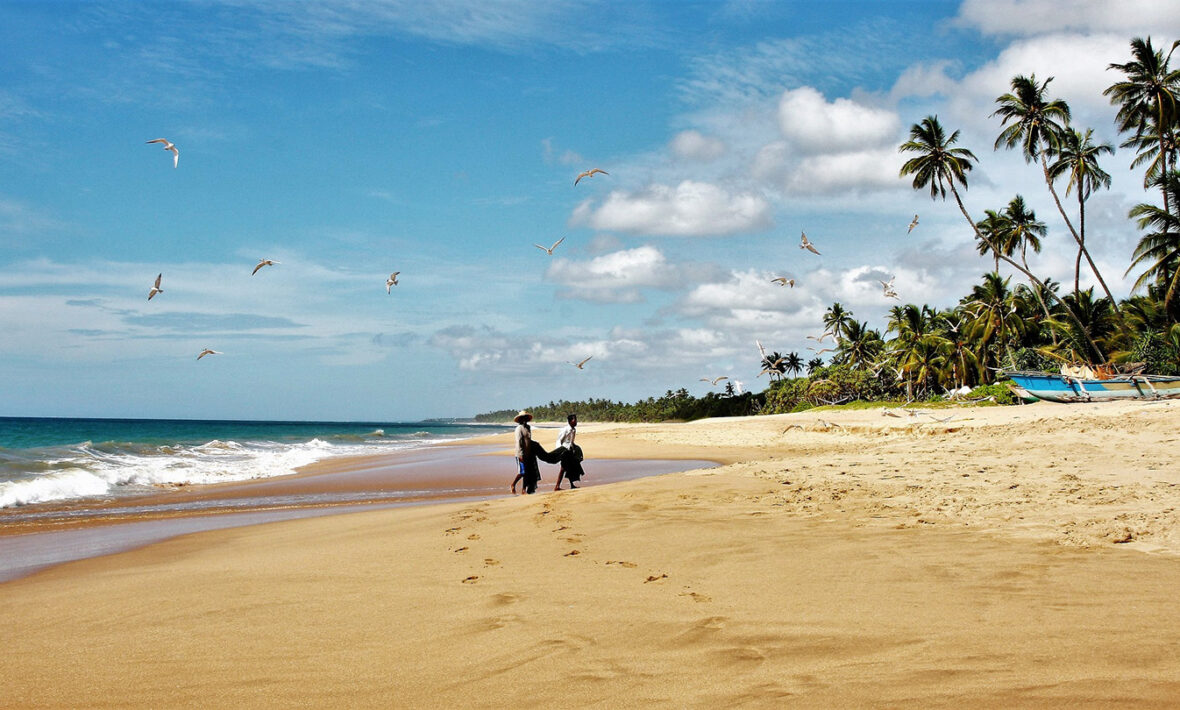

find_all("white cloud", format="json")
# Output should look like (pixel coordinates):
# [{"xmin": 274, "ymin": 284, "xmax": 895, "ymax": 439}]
[
  {"xmin": 669, "ymin": 130, "xmax": 726, "ymax": 161},
  {"xmin": 570, "ymin": 180, "xmax": 772, "ymax": 237},
  {"xmin": 777, "ymin": 87, "xmax": 901, "ymax": 153},
  {"xmin": 545, "ymin": 245, "xmax": 725, "ymax": 303},
  {"xmin": 787, "ymin": 148, "xmax": 905, "ymax": 194},
  {"xmin": 955, "ymin": 0, "xmax": 1180, "ymax": 37}
]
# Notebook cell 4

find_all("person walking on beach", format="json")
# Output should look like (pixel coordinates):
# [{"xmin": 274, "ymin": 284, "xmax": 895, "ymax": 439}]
[
  {"xmin": 510, "ymin": 410, "xmax": 564, "ymax": 495},
  {"xmin": 554, "ymin": 413, "xmax": 585, "ymax": 491}
]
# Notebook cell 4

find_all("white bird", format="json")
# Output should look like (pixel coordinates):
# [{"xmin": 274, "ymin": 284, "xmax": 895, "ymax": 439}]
[
  {"xmin": 146, "ymin": 138, "xmax": 178, "ymax": 168},
  {"xmin": 925, "ymin": 413, "xmax": 956, "ymax": 424},
  {"xmin": 699, "ymin": 376, "xmax": 729, "ymax": 386},
  {"xmin": 808, "ymin": 347, "xmax": 835, "ymax": 355},
  {"xmin": 908, "ymin": 214, "xmax": 919, "ymax": 234},
  {"xmin": 386, "ymin": 272, "xmax": 400, "ymax": 294},
  {"xmin": 568, "ymin": 356, "xmax": 593, "ymax": 370},
  {"xmin": 756, "ymin": 340, "xmax": 768, "ymax": 360},
  {"xmin": 534, "ymin": 237, "xmax": 565, "ymax": 255},
  {"xmin": 800, "ymin": 231, "xmax": 821, "ymax": 255},
  {"xmin": 807, "ymin": 332, "xmax": 833, "ymax": 343},
  {"xmin": 197, "ymin": 348, "xmax": 221, "ymax": 360},
  {"xmin": 771, "ymin": 277, "xmax": 795, "ymax": 287},
  {"xmin": 147, "ymin": 273, "xmax": 163, "ymax": 300},
  {"xmin": 574, "ymin": 168, "xmax": 608, "ymax": 186},
  {"xmin": 759, "ymin": 357, "xmax": 785, "ymax": 377},
  {"xmin": 252, "ymin": 259, "xmax": 279, "ymax": 275},
  {"xmin": 732, "ymin": 380, "xmax": 744, "ymax": 394}
]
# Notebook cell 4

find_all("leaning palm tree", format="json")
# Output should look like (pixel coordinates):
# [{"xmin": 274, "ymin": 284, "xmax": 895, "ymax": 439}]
[
  {"xmin": 1127, "ymin": 171, "xmax": 1180, "ymax": 316},
  {"xmin": 1046, "ymin": 127, "xmax": 1116, "ymax": 298},
  {"xmin": 1105, "ymin": 37, "xmax": 1180, "ymax": 215},
  {"xmin": 900, "ymin": 115, "xmax": 1105, "ymax": 360},
  {"xmin": 992, "ymin": 75, "xmax": 1117, "ymax": 308}
]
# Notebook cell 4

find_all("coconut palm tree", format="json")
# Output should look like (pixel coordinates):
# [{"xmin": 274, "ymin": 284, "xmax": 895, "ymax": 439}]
[
  {"xmin": 806, "ymin": 357, "xmax": 825, "ymax": 375},
  {"xmin": 1105, "ymin": 37, "xmax": 1180, "ymax": 215},
  {"xmin": 1000, "ymin": 195, "xmax": 1046, "ymax": 273},
  {"xmin": 900, "ymin": 115, "xmax": 1105, "ymax": 360},
  {"xmin": 962, "ymin": 272, "xmax": 1027, "ymax": 376},
  {"xmin": 975, "ymin": 209, "xmax": 1010, "ymax": 271},
  {"xmin": 1127, "ymin": 171, "xmax": 1180, "ymax": 317},
  {"xmin": 822, "ymin": 302, "xmax": 853, "ymax": 340},
  {"xmin": 783, "ymin": 351, "xmax": 804, "ymax": 378},
  {"xmin": 836, "ymin": 320, "xmax": 884, "ymax": 372},
  {"xmin": 992, "ymin": 75, "xmax": 1117, "ymax": 308},
  {"xmin": 1046, "ymin": 127, "xmax": 1116, "ymax": 298}
]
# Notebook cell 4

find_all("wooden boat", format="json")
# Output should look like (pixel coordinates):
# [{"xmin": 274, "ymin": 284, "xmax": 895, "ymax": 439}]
[{"xmin": 1004, "ymin": 370, "xmax": 1180, "ymax": 403}]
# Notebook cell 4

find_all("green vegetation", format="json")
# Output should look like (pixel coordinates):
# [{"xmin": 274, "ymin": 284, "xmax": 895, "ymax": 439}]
[{"xmin": 478, "ymin": 37, "xmax": 1180, "ymax": 424}]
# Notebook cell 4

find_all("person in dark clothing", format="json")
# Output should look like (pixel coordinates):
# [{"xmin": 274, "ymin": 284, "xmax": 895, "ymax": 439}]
[
  {"xmin": 511, "ymin": 410, "xmax": 564, "ymax": 495},
  {"xmin": 554, "ymin": 413, "xmax": 585, "ymax": 490}
]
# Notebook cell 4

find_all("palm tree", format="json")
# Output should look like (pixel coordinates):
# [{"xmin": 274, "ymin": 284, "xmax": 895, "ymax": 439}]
[
  {"xmin": 1127, "ymin": 171, "xmax": 1180, "ymax": 316},
  {"xmin": 962, "ymin": 272, "xmax": 1026, "ymax": 376},
  {"xmin": 1050, "ymin": 288, "xmax": 1120, "ymax": 364},
  {"xmin": 761, "ymin": 350, "xmax": 788, "ymax": 380},
  {"xmin": 975, "ymin": 209, "xmax": 1009, "ymax": 271},
  {"xmin": 806, "ymin": 357, "xmax": 824, "ymax": 375},
  {"xmin": 822, "ymin": 302, "xmax": 852, "ymax": 340},
  {"xmin": 837, "ymin": 320, "xmax": 884, "ymax": 372},
  {"xmin": 1000, "ymin": 195, "xmax": 1046, "ymax": 274},
  {"xmin": 900, "ymin": 115, "xmax": 1105, "ymax": 361},
  {"xmin": 1105, "ymin": 37, "xmax": 1180, "ymax": 215},
  {"xmin": 783, "ymin": 351, "xmax": 804, "ymax": 378},
  {"xmin": 1046, "ymin": 127, "xmax": 1116, "ymax": 298},
  {"xmin": 992, "ymin": 75, "xmax": 1117, "ymax": 308}
]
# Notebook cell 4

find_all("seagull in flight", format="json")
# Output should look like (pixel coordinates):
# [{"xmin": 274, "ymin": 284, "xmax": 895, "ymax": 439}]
[
  {"xmin": 807, "ymin": 332, "xmax": 833, "ymax": 343},
  {"xmin": 771, "ymin": 277, "xmax": 795, "ymax": 287},
  {"xmin": 386, "ymin": 272, "xmax": 399, "ymax": 294},
  {"xmin": 148, "ymin": 273, "xmax": 163, "ymax": 300},
  {"xmin": 880, "ymin": 277, "xmax": 899, "ymax": 300},
  {"xmin": 252, "ymin": 259, "xmax": 279, "ymax": 275},
  {"xmin": 699, "ymin": 376, "xmax": 729, "ymax": 386},
  {"xmin": 197, "ymin": 348, "xmax": 221, "ymax": 360},
  {"xmin": 732, "ymin": 380, "xmax": 744, "ymax": 394},
  {"xmin": 800, "ymin": 231, "xmax": 821, "ymax": 255},
  {"xmin": 574, "ymin": 168, "xmax": 608, "ymax": 186},
  {"xmin": 908, "ymin": 214, "xmax": 919, "ymax": 234},
  {"xmin": 534, "ymin": 237, "xmax": 565, "ymax": 255},
  {"xmin": 759, "ymin": 357, "xmax": 785, "ymax": 377},
  {"xmin": 146, "ymin": 138, "xmax": 179, "ymax": 168},
  {"xmin": 808, "ymin": 346, "xmax": 835, "ymax": 355},
  {"xmin": 568, "ymin": 356, "xmax": 593, "ymax": 370}
]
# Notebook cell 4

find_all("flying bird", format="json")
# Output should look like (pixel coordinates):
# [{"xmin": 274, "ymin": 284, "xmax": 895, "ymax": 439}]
[
  {"xmin": 808, "ymin": 347, "xmax": 835, "ymax": 355},
  {"xmin": 800, "ymin": 231, "xmax": 821, "ymax": 255},
  {"xmin": 197, "ymin": 348, "xmax": 221, "ymax": 360},
  {"xmin": 771, "ymin": 277, "xmax": 795, "ymax": 287},
  {"xmin": 732, "ymin": 380, "xmax": 744, "ymax": 394},
  {"xmin": 699, "ymin": 376, "xmax": 729, "ymax": 386},
  {"xmin": 568, "ymin": 356, "xmax": 593, "ymax": 370},
  {"xmin": 879, "ymin": 277, "xmax": 899, "ymax": 300},
  {"xmin": 147, "ymin": 273, "xmax": 163, "ymax": 300},
  {"xmin": 806, "ymin": 332, "xmax": 833, "ymax": 343},
  {"xmin": 146, "ymin": 138, "xmax": 179, "ymax": 168},
  {"xmin": 759, "ymin": 357, "xmax": 785, "ymax": 377},
  {"xmin": 534, "ymin": 237, "xmax": 565, "ymax": 255},
  {"xmin": 386, "ymin": 272, "xmax": 399, "ymax": 294},
  {"xmin": 908, "ymin": 214, "xmax": 919, "ymax": 234},
  {"xmin": 574, "ymin": 168, "xmax": 608, "ymax": 186},
  {"xmin": 252, "ymin": 259, "xmax": 279, "ymax": 275}
]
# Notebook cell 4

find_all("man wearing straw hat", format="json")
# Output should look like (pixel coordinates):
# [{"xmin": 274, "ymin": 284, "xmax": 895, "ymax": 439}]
[{"xmin": 511, "ymin": 410, "xmax": 562, "ymax": 494}]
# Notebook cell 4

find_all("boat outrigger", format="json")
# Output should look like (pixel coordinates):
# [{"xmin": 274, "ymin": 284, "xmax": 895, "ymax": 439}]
[{"xmin": 1004, "ymin": 369, "xmax": 1180, "ymax": 403}]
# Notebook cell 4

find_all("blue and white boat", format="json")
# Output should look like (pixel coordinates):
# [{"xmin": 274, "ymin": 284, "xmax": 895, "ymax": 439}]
[{"xmin": 1004, "ymin": 370, "xmax": 1180, "ymax": 403}]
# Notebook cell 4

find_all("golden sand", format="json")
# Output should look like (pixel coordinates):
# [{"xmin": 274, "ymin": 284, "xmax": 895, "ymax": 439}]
[{"xmin": 3, "ymin": 399, "xmax": 1180, "ymax": 707}]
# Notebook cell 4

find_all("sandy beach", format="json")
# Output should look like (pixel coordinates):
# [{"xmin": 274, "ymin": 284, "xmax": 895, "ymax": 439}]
[{"xmin": 4, "ymin": 400, "xmax": 1180, "ymax": 707}]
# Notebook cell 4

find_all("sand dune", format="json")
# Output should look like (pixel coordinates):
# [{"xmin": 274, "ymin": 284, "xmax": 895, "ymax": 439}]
[{"xmin": 3, "ymin": 399, "xmax": 1180, "ymax": 707}]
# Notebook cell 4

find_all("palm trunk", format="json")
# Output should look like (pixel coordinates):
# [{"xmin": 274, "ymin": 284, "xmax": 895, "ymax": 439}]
[
  {"xmin": 1039, "ymin": 153, "xmax": 1118, "ymax": 311},
  {"xmin": 949, "ymin": 184, "xmax": 1106, "ymax": 362}
]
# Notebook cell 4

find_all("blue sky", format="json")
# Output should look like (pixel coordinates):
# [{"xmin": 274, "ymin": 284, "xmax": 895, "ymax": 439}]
[{"xmin": 1, "ymin": 0, "xmax": 1177, "ymax": 421}]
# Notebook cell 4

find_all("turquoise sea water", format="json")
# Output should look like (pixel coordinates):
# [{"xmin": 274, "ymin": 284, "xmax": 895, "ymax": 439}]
[{"xmin": 0, "ymin": 417, "xmax": 508, "ymax": 508}]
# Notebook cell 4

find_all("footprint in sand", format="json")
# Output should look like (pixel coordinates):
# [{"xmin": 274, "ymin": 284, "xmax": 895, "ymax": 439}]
[
  {"xmin": 453, "ymin": 546, "xmax": 469, "ymax": 553},
  {"xmin": 445, "ymin": 527, "xmax": 462, "ymax": 535},
  {"xmin": 644, "ymin": 573, "xmax": 669, "ymax": 583},
  {"xmin": 491, "ymin": 592, "xmax": 522, "ymax": 606},
  {"xmin": 564, "ymin": 550, "xmax": 581, "ymax": 557},
  {"xmin": 484, "ymin": 558, "xmax": 500, "ymax": 566},
  {"xmin": 605, "ymin": 560, "xmax": 637, "ymax": 568},
  {"xmin": 679, "ymin": 590, "xmax": 712, "ymax": 603},
  {"xmin": 462, "ymin": 576, "xmax": 480, "ymax": 584}
]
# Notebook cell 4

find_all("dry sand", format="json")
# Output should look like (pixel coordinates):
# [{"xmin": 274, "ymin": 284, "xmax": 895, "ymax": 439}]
[{"xmin": 3, "ymin": 399, "xmax": 1180, "ymax": 707}]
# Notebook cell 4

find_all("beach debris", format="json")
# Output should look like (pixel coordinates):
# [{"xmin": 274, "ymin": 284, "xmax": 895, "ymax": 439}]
[
  {"xmin": 147, "ymin": 273, "xmax": 163, "ymax": 300},
  {"xmin": 386, "ymin": 272, "xmax": 399, "ymax": 293},
  {"xmin": 196, "ymin": 348, "xmax": 221, "ymax": 360},
  {"xmin": 146, "ymin": 138, "xmax": 179, "ymax": 167},
  {"xmin": 567, "ymin": 355, "xmax": 593, "ymax": 370},
  {"xmin": 252, "ymin": 259, "xmax": 279, "ymax": 275},
  {"xmin": 534, "ymin": 236, "xmax": 565, "ymax": 255},
  {"xmin": 699, "ymin": 375, "xmax": 729, "ymax": 386},
  {"xmin": 574, "ymin": 168, "xmax": 608, "ymax": 185},
  {"xmin": 908, "ymin": 214, "xmax": 919, "ymax": 233},
  {"xmin": 800, "ymin": 231, "xmax": 821, "ymax": 255},
  {"xmin": 771, "ymin": 277, "xmax": 795, "ymax": 287}
]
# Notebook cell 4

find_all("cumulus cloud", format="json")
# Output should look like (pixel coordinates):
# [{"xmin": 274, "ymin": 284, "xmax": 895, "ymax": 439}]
[
  {"xmin": 669, "ymin": 130, "xmax": 726, "ymax": 161},
  {"xmin": 955, "ymin": 0, "xmax": 1180, "ymax": 37},
  {"xmin": 786, "ymin": 148, "xmax": 905, "ymax": 194},
  {"xmin": 570, "ymin": 180, "xmax": 772, "ymax": 237},
  {"xmin": 777, "ymin": 87, "xmax": 901, "ymax": 153},
  {"xmin": 545, "ymin": 245, "xmax": 725, "ymax": 303}
]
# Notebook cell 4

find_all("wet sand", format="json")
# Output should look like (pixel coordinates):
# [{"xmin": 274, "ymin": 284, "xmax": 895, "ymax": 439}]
[{"xmin": 4, "ymin": 401, "xmax": 1180, "ymax": 707}]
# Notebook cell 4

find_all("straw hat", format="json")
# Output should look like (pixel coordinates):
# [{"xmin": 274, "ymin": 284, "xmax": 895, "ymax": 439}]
[{"xmin": 513, "ymin": 410, "xmax": 533, "ymax": 424}]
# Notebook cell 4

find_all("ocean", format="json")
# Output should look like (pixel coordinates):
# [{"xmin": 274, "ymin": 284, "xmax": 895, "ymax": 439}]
[{"xmin": 0, "ymin": 417, "xmax": 509, "ymax": 508}]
